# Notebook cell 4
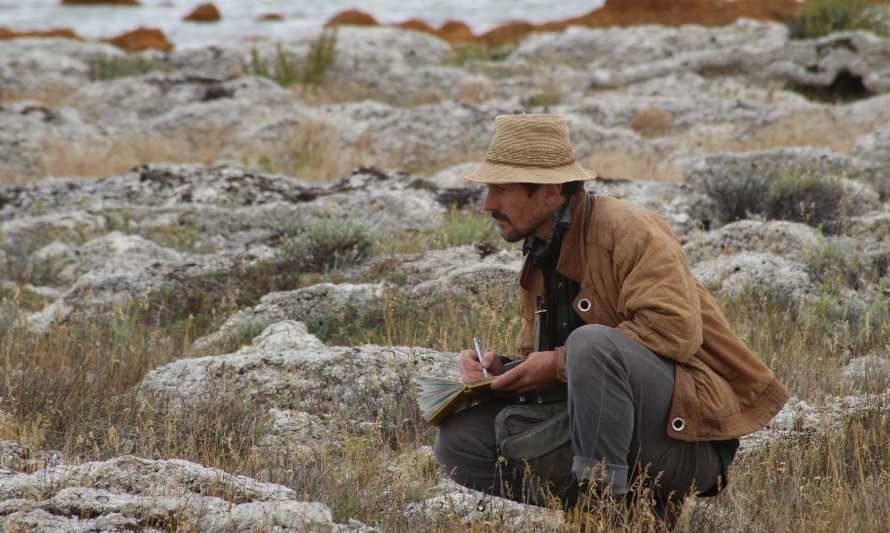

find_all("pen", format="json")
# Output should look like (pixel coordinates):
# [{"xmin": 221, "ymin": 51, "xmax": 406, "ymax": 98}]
[{"xmin": 473, "ymin": 337, "xmax": 490, "ymax": 379}]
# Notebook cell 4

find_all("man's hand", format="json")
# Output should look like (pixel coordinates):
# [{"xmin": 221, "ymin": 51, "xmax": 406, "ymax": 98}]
[
  {"xmin": 459, "ymin": 349, "xmax": 504, "ymax": 383},
  {"xmin": 491, "ymin": 350, "xmax": 560, "ymax": 394}
]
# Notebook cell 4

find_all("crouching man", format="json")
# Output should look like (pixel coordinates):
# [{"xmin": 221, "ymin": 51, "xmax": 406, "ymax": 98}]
[{"xmin": 433, "ymin": 114, "xmax": 788, "ymax": 519}]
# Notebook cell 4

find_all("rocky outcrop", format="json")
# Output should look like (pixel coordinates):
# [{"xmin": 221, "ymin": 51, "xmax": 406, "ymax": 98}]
[
  {"xmin": 683, "ymin": 220, "xmax": 823, "ymax": 265},
  {"xmin": 1, "ymin": 164, "xmax": 460, "ymax": 330},
  {"xmin": 193, "ymin": 283, "xmax": 388, "ymax": 353},
  {"xmin": 0, "ymin": 103, "xmax": 107, "ymax": 179},
  {"xmin": 69, "ymin": 73, "xmax": 292, "ymax": 130},
  {"xmin": 691, "ymin": 252, "xmax": 814, "ymax": 302},
  {"xmin": 141, "ymin": 321, "xmax": 457, "ymax": 421},
  {"xmin": 741, "ymin": 390, "xmax": 890, "ymax": 454},
  {"xmin": 0, "ymin": 455, "xmax": 368, "ymax": 532}
]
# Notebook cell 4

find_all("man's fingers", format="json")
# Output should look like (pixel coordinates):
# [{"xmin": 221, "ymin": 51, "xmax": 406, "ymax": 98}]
[{"xmin": 492, "ymin": 366, "xmax": 524, "ymax": 390}]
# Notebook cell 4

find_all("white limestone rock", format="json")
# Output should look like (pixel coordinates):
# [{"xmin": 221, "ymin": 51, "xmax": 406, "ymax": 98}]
[
  {"xmin": 684, "ymin": 220, "xmax": 823, "ymax": 265},
  {"xmin": 193, "ymin": 283, "xmax": 387, "ymax": 353},
  {"xmin": 0, "ymin": 103, "xmax": 107, "ymax": 179},
  {"xmin": 141, "ymin": 320, "xmax": 457, "ymax": 421},
  {"xmin": 691, "ymin": 252, "xmax": 814, "ymax": 303},
  {"xmin": 0, "ymin": 455, "xmax": 368, "ymax": 532}
]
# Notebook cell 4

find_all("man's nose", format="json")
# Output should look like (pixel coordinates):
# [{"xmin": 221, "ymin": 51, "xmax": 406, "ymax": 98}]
[{"xmin": 481, "ymin": 192, "xmax": 496, "ymax": 212}]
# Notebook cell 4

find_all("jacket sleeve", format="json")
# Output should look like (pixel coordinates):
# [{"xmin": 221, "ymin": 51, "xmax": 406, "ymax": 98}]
[{"xmin": 611, "ymin": 218, "xmax": 703, "ymax": 364}]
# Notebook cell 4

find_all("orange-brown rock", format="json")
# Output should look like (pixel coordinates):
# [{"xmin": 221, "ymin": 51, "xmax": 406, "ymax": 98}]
[
  {"xmin": 106, "ymin": 26, "xmax": 173, "ymax": 52},
  {"xmin": 258, "ymin": 12, "xmax": 284, "ymax": 22},
  {"xmin": 0, "ymin": 26, "xmax": 81, "ymax": 40},
  {"xmin": 62, "ymin": 0, "xmax": 140, "ymax": 5},
  {"xmin": 567, "ymin": 0, "xmax": 799, "ymax": 28},
  {"xmin": 325, "ymin": 9, "xmax": 378, "ymax": 27},
  {"xmin": 324, "ymin": 2, "xmax": 804, "ymax": 49},
  {"xmin": 396, "ymin": 18, "xmax": 436, "ymax": 34},
  {"xmin": 480, "ymin": 21, "xmax": 536, "ymax": 48},
  {"xmin": 437, "ymin": 21, "xmax": 475, "ymax": 46},
  {"xmin": 183, "ymin": 3, "xmax": 221, "ymax": 22}
]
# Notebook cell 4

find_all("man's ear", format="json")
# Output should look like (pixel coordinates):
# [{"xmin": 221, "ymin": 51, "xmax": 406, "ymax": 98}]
[{"xmin": 542, "ymin": 183, "xmax": 565, "ymax": 207}]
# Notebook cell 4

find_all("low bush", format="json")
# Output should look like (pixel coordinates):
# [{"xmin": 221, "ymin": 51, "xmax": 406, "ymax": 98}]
[
  {"xmin": 375, "ymin": 205, "xmax": 505, "ymax": 256},
  {"xmin": 703, "ymin": 175, "xmax": 769, "ymax": 225},
  {"xmin": 283, "ymin": 216, "xmax": 374, "ymax": 273},
  {"xmin": 789, "ymin": 0, "xmax": 887, "ymax": 39},
  {"xmin": 766, "ymin": 172, "xmax": 848, "ymax": 232},
  {"xmin": 804, "ymin": 236, "xmax": 873, "ymax": 290}
]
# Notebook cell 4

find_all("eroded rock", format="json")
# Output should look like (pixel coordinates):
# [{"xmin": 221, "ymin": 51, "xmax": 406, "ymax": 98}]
[{"xmin": 0, "ymin": 455, "xmax": 367, "ymax": 532}]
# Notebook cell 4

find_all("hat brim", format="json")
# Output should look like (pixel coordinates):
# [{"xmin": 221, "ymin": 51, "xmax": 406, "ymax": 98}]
[{"xmin": 464, "ymin": 160, "xmax": 596, "ymax": 184}]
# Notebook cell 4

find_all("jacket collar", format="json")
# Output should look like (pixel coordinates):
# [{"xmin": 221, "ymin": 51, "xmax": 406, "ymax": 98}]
[
  {"xmin": 519, "ymin": 190, "xmax": 590, "ymax": 289},
  {"xmin": 554, "ymin": 190, "xmax": 590, "ymax": 284}
]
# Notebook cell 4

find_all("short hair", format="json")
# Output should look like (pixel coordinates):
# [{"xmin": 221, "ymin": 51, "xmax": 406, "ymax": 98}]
[{"xmin": 521, "ymin": 180, "xmax": 584, "ymax": 199}]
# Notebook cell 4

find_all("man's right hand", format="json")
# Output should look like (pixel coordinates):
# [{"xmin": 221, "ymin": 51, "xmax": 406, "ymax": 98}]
[{"xmin": 459, "ymin": 349, "xmax": 504, "ymax": 383}]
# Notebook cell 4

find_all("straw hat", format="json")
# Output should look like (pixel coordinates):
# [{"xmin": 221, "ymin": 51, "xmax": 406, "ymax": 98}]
[{"xmin": 465, "ymin": 114, "xmax": 596, "ymax": 184}]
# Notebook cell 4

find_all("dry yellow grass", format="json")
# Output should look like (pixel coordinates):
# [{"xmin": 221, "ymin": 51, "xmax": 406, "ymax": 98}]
[
  {"xmin": 631, "ymin": 106, "xmax": 674, "ymax": 138},
  {"xmin": 583, "ymin": 149, "xmax": 684, "ymax": 183},
  {"xmin": 1, "ymin": 130, "xmax": 232, "ymax": 184},
  {"xmin": 238, "ymin": 119, "xmax": 373, "ymax": 182},
  {"xmin": 683, "ymin": 108, "xmax": 883, "ymax": 155},
  {"xmin": 1, "ymin": 223, "xmax": 887, "ymax": 530},
  {"xmin": 0, "ymin": 80, "xmax": 78, "ymax": 107}
]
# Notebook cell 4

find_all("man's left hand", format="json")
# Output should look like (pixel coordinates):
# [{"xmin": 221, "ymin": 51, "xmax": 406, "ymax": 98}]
[{"xmin": 491, "ymin": 350, "xmax": 561, "ymax": 394}]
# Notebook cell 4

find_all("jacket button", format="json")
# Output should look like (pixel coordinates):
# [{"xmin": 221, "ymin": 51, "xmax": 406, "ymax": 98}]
[
  {"xmin": 577, "ymin": 299, "xmax": 592, "ymax": 312},
  {"xmin": 671, "ymin": 417, "xmax": 686, "ymax": 432}
]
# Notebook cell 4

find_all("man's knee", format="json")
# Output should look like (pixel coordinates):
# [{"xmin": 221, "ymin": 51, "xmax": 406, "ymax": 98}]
[{"xmin": 565, "ymin": 325, "xmax": 624, "ymax": 373}]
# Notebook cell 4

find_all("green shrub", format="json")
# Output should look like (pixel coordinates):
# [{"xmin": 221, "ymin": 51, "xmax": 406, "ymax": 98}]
[
  {"xmin": 284, "ymin": 216, "xmax": 373, "ymax": 272},
  {"xmin": 376, "ymin": 206, "xmax": 504, "ymax": 256},
  {"xmin": 789, "ymin": 0, "xmax": 886, "ymax": 39},
  {"xmin": 766, "ymin": 172, "xmax": 848, "ymax": 232},
  {"xmin": 804, "ymin": 236, "xmax": 873, "ymax": 290},
  {"xmin": 524, "ymin": 89, "xmax": 562, "ymax": 108},
  {"xmin": 246, "ymin": 29, "xmax": 337, "ymax": 87},
  {"xmin": 88, "ymin": 55, "xmax": 167, "ymax": 81},
  {"xmin": 703, "ymin": 175, "xmax": 770, "ymax": 225}
]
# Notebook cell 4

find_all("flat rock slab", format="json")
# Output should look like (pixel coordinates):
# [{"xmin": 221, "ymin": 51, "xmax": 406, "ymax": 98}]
[
  {"xmin": 0, "ymin": 455, "xmax": 369, "ymax": 532},
  {"xmin": 141, "ymin": 321, "xmax": 457, "ymax": 424}
]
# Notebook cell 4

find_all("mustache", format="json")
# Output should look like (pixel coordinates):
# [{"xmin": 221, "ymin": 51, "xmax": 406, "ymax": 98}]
[{"xmin": 491, "ymin": 211, "xmax": 510, "ymax": 223}]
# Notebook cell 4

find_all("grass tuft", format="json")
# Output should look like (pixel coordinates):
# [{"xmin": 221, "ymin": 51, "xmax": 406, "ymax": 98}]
[
  {"xmin": 246, "ymin": 29, "xmax": 337, "ymax": 88},
  {"xmin": 789, "ymin": 0, "xmax": 888, "ymax": 39},
  {"xmin": 87, "ymin": 54, "xmax": 168, "ymax": 81}
]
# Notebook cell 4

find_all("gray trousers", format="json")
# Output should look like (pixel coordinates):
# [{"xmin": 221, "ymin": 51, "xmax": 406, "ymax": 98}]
[{"xmin": 433, "ymin": 325, "xmax": 723, "ymax": 507}]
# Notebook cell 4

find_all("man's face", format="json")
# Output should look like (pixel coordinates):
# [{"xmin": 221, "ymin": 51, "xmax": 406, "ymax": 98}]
[{"xmin": 482, "ymin": 183, "xmax": 560, "ymax": 242}]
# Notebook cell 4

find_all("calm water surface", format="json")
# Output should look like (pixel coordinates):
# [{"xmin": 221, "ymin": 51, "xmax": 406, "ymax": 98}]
[{"xmin": 0, "ymin": 0, "xmax": 603, "ymax": 48}]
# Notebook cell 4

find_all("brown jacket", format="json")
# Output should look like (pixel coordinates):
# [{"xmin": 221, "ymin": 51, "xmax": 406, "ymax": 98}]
[{"xmin": 517, "ymin": 192, "xmax": 789, "ymax": 442}]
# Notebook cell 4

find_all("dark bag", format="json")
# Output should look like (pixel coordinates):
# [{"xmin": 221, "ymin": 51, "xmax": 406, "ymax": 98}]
[{"xmin": 493, "ymin": 400, "xmax": 575, "ymax": 505}]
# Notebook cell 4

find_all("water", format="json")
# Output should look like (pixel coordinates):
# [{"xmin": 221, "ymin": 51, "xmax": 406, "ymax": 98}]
[{"xmin": 0, "ymin": 0, "xmax": 603, "ymax": 49}]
